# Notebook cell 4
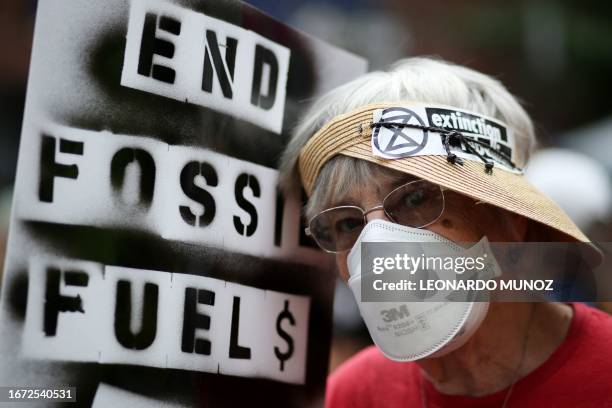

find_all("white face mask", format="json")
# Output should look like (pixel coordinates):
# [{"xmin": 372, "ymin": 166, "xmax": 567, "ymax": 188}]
[{"xmin": 346, "ymin": 219, "xmax": 498, "ymax": 362}]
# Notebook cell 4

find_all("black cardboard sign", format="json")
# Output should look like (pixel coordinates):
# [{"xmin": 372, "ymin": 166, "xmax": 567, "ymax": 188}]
[{"xmin": 0, "ymin": 0, "xmax": 367, "ymax": 406}]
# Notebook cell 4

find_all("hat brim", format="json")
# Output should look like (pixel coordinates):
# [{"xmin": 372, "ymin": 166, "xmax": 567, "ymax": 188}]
[{"xmin": 339, "ymin": 148, "xmax": 603, "ymax": 265}]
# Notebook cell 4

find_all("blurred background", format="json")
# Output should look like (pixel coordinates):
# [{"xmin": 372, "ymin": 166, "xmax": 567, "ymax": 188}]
[{"xmin": 1, "ymin": 0, "xmax": 611, "ymax": 372}]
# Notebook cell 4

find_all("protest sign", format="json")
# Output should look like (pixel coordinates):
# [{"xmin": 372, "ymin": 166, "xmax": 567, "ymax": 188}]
[{"xmin": 0, "ymin": 0, "xmax": 367, "ymax": 405}]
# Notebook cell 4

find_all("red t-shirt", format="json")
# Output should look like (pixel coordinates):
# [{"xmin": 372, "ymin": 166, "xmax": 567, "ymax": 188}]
[{"xmin": 326, "ymin": 303, "xmax": 612, "ymax": 407}]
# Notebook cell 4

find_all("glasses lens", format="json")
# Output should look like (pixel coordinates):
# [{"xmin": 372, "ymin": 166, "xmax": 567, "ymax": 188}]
[
  {"xmin": 383, "ymin": 180, "xmax": 444, "ymax": 228},
  {"xmin": 309, "ymin": 207, "xmax": 365, "ymax": 252}
]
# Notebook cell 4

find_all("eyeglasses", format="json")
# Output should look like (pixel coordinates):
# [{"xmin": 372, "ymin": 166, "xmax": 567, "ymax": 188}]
[{"xmin": 305, "ymin": 179, "xmax": 445, "ymax": 253}]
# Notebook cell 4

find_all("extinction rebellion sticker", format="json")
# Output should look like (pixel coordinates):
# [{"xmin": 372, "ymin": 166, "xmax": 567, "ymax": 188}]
[
  {"xmin": 371, "ymin": 104, "xmax": 519, "ymax": 172},
  {"xmin": 371, "ymin": 108, "xmax": 428, "ymax": 158}
]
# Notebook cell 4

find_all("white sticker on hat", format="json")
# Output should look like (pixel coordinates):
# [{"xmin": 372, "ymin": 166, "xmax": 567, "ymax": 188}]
[
  {"xmin": 371, "ymin": 104, "xmax": 521, "ymax": 173},
  {"xmin": 371, "ymin": 107, "xmax": 432, "ymax": 159}
]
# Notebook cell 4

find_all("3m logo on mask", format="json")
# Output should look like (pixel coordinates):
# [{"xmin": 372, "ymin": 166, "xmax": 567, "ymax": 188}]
[{"xmin": 380, "ymin": 304, "xmax": 410, "ymax": 323}]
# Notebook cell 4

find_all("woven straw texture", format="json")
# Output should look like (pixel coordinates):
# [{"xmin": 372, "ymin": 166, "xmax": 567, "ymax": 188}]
[{"xmin": 298, "ymin": 103, "xmax": 590, "ymax": 244}]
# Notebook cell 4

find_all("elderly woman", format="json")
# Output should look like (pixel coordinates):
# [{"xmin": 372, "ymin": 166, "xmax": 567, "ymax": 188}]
[{"xmin": 279, "ymin": 58, "xmax": 612, "ymax": 407}]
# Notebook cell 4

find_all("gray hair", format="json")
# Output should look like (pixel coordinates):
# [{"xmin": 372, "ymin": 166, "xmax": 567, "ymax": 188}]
[{"xmin": 279, "ymin": 57, "xmax": 536, "ymax": 220}]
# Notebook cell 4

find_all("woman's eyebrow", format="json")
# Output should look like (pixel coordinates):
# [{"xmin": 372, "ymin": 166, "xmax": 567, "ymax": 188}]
[
  {"xmin": 328, "ymin": 195, "xmax": 358, "ymax": 208},
  {"xmin": 326, "ymin": 175, "xmax": 419, "ymax": 208},
  {"xmin": 387, "ymin": 175, "xmax": 419, "ymax": 191}
]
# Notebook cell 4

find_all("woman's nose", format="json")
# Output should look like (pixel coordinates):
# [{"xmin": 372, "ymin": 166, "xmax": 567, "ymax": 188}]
[{"xmin": 364, "ymin": 207, "xmax": 391, "ymax": 223}]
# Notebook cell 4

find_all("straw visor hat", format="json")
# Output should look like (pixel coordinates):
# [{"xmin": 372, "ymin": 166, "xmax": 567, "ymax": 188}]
[{"xmin": 298, "ymin": 101, "xmax": 599, "ymax": 260}]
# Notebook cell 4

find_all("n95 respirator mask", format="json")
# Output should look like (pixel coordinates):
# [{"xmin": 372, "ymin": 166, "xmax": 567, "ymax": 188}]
[{"xmin": 347, "ymin": 219, "xmax": 499, "ymax": 362}]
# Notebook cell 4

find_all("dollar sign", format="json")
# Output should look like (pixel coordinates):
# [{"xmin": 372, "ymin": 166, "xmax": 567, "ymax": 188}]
[{"xmin": 274, "ymin": 300, "xmax": 295, "ymax": 371}]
